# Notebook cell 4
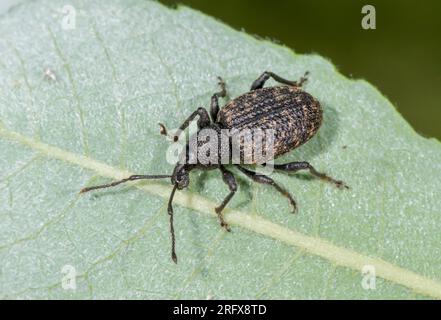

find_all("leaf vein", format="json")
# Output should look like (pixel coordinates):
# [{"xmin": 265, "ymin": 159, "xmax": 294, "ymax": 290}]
[{"xmin": 1, "ymin": 126, "xmax": 441, "ymax": 299}]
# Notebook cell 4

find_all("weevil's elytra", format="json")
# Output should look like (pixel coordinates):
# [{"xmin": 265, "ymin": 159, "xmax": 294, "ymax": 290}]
[
  {"xmin": 80, "ymin": 71, "xmax": 349, "ymax": 263},
  {"xmin": 217, "ymin": 85, "xmax": 323, "ymax": 159}
]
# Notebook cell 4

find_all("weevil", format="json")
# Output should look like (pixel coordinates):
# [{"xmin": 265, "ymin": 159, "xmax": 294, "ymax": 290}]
[{"xmin": 80, "ymin": 71, "xmax": 348, "ymax": 263}]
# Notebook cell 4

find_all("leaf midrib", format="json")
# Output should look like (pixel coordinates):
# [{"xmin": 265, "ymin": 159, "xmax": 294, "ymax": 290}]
[{"xmin": 1, "ymin": 124, "xmax": 440, "ymax": 299}]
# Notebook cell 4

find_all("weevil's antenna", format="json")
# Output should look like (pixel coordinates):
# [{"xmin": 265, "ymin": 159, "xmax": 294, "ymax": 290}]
[
  {"xmin": 79, "ymin": 175, "xmax": 171, "ymax": 193},
  {"xmin": 168, "ymin": 183, "xmax": 179, "ymax": 263}
]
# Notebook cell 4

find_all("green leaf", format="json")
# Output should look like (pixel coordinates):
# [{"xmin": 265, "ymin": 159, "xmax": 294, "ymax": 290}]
[{"xmin": 1, "ymin": 0, "xmax": 441, "ymax": 299}]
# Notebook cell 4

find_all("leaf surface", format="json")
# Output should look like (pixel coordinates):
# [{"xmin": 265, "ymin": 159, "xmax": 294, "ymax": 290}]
[{"xmin": 1, "ymin": 0, "xmax": 441, "ymax": 299}]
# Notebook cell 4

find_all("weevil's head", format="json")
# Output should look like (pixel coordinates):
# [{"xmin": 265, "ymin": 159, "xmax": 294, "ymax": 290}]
[{"xmin": 171, "ymin": 164, "xmax": 190, "ymax": 190}]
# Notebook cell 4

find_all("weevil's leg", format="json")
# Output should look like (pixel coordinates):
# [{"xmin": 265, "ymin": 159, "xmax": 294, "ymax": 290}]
[
  {"xmin": 214, "ymin": 166, "xmax": 237, "ymax": 231},
  {"xmin": 168, "ymin": 184, "xmax": 179, "ymax": 263},
  {"xmin": 159, "ymin": 107, "xmax": 211, "ymax": 142},
  {"xmin": 236, "ymin": 165, "xmax": 297, "ymax": 213},
  {"xmin": 79, "ymin": 174, "xmax": 171, "ymax": 193},
  {"xmin": 274, "ymin": 161, "xmax": 349, "ymax": 189},
  {"xmin": 179, "ymin": 107, "xmax": 211, "ymax": 130},
  {"xmin": 250, "ymin": 71, "xmax": 309, "ymax": 90},
  {"xmin": 210, "ymin": 77, "xmax": 227, "ymax": 121},
  {"xmin": 171, "ymin": 107, "xmax": 211, "ymax": 142}
]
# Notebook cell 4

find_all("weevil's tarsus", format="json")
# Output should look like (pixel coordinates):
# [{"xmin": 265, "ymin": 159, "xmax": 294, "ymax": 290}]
[
  {"xmin": 274, "ymin": 161, "xmax": 349, "ymax": 189},
  {"xmin": 168, "ymin": 183, "xmax": 179, "ymax": 263},
  {"xmin": 298, "ymin": 71, "xmax": 310, "ymax": 87},
  {"xmin": 159, "ymin": 122, "xmax": 168, "ymax": 136},
  {"xmin": 159, "ymin": 123, "xmax": 179, "ymax": 142},
  {"xmin": 236, "ymin": 165, "xmax": 297, "ymax": 213},
  {"xmin": 79, "ymin": 174, "xmax": 171, "ymax": 194}
]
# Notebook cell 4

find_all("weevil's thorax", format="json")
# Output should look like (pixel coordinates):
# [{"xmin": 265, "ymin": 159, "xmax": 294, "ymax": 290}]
[
  {"xmin": 217, "ymin": 85, "xmax": 323, "ymax": 160},
  {"xmin": 178, "ymin": 123, "xmax": 227, "ymax": 169}
]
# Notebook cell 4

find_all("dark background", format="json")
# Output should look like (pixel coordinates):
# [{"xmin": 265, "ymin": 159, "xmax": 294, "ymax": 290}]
[{"xmin": 161, "ymin": 0, "xmax": 441, "ymax": 140}]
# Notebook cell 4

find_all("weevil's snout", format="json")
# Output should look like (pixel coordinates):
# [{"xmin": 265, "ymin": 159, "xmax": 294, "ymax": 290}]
[{"xmin": 171, "ymin": 164, "xmax": 189, "ymax": 190}]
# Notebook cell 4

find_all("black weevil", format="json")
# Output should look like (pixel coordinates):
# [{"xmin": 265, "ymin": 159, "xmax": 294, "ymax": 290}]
[{"xmin": 80, "ymin": 71, "xmax": 348, "ymax": 263}]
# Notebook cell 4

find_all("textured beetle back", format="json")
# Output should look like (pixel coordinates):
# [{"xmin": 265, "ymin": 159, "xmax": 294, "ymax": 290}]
[{"xmin": 217, "ymin": 86, "xmax": 322, "ymax": 162}]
